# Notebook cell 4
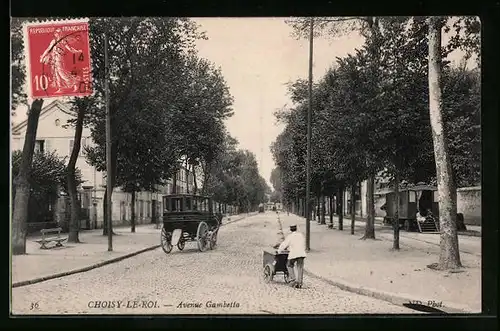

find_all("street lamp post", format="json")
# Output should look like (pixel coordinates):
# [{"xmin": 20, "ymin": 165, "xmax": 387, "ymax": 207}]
[
  {"xmin": 104, "ymin": 32, "xmax": 113, "ymax": 252},
  {"xmin": 305, "ymin": 17, "xmax": 314, "ymax": 251}
]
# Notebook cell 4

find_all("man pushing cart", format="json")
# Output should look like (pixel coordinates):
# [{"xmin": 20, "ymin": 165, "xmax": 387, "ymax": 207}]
[{"xmin": 272, "ymin": 223, "xmax": 307, "ymax": 288}]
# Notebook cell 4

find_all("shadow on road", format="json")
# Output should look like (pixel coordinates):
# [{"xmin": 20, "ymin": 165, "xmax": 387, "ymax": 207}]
[{"xmin": 402, "ymin": 303, "xmax": 447, "ymax": 314}]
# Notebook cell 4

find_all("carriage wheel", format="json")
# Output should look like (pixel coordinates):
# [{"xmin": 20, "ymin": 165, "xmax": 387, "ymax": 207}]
[
  {"xmin": 160, "ymin": 227, "xmax": 173, "ymax": 254},
  {"xmin": 197, "ymin": 221, "xmax": 209, "ymax": 252},
  {"xmin": 177, "ymin": 237, "xmax": 185, "ymax": 251},
  {"xmin": 209, "ymin": 229, "xmax": 218, "ymax": 250},
  {"xmin": 263, "ymin": 265, "xmax": 273, "ymax": 283}
]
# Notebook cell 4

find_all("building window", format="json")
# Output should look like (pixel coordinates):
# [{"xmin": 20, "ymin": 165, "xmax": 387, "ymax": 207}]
[
  {"xmin": 34, "ymin": 140, "xmax": 45, "ymax": 153},
  {"xmin": 120, "ymin": 201, "xmax": 126, "ymax": 221},
  {"xmin": 409, "ymin": 191, "xmax": 416, "ymax": 203},
  {"xmin": 69, "ymin": 138, "xmax": 88, "ymax": 156},
  {"xmin": 139, "ymin": 200, "xmax": 144, "ymax": 219},
  {"xmin": 146, "ymin": 201, "xmax": 151, "ymax": 218}
]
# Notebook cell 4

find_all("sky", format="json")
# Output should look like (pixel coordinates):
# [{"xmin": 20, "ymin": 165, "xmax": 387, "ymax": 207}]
[
  {"xmin": 12, "ymin": 17, "xmax": 473, "ymax": 188},
  {"xmin": 194, "ymin": 18, "xmax": 365, "ymax": 187}
]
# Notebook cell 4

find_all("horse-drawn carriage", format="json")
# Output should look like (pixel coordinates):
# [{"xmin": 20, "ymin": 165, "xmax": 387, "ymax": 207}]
[
  {"xmin": 380, "ymin": 184, "xmax": 440, "ymax": 233},
  {"xmin": 160, "ymin": 194, "xmax": 222, "ymax": 254}
]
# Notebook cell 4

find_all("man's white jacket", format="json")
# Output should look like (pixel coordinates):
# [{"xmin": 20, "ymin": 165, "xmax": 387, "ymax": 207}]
[{"xmin": 278, "ymin": 232, "xmax": 307, "ymax": 260}]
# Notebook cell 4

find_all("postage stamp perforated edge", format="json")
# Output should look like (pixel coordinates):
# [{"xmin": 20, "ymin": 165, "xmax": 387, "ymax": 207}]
[{"xmin": 22, "ymin": 18, "xmax": 91, "ymax": 100}]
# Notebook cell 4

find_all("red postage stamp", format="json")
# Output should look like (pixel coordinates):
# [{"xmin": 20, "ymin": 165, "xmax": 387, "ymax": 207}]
[{"xmin": 24, "ymin": 19, "xmax": 93, "ymax": 99}]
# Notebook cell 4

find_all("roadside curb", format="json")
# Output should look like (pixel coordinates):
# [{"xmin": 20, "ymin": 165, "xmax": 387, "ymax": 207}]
[
  {"xmin": 278, "ymin": 215, "xmax": 476, "ymax": 314},
  {"xmin": 12, "ymin": 245, "xmax": 161, "ymax": 288},
  {"xmin": 303, "ymin": 269, "xmax": 475, "ymax": 314},
  {"xmin": 13, "ymin": 213, "xmax": 258, "ymax": 288}
]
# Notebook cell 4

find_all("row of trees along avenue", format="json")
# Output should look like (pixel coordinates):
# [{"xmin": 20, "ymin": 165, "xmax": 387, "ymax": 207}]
[
  {"xmin": 11, "ymin": 17, "xmax": 269, "ymax": 255},
  {"xmin": 271, "ymin": 16, "xmax": 480, "ymax": 270}
]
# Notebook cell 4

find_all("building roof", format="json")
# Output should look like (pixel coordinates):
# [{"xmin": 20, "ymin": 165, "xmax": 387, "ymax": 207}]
[{"xmin": 12, "ymin": 100, "xmax": 75, "ymax": 134}]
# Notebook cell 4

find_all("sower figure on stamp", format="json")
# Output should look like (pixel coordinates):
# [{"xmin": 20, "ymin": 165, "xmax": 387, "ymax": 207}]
[
  {"xmin": 40, "ymin": 28, "xmax": 81, "ymax": 93},
  {"xmin": 277, "ymin": 224, "xmax": 307, "ymax": 288}
]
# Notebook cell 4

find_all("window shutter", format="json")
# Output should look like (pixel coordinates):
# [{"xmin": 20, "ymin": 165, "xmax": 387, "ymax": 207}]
[{"xmin": 45, "ymin": 139, "xmax": 51, "ymax": 152}]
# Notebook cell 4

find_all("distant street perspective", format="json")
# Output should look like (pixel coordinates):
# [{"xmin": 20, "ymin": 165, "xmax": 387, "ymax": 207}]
[{"xmin": 11, "ymin": 16, "xmax": 481, "ymax": 315}]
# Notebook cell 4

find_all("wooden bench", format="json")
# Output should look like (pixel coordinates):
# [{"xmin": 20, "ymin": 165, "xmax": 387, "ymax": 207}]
[{"xmin": 35, "ymin": 227, "xmax": 67, "ymax": 249}]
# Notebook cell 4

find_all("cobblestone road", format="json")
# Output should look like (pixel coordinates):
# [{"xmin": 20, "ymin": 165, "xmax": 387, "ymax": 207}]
[{"xmin": 12, "ymin": 213, "xmax": 415, "ymax": 315}]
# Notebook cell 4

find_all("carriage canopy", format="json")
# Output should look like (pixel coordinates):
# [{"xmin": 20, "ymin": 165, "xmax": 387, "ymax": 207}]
[{"xmin": 163, "ymin": 194, "xmax": 213, "ymax": 213}]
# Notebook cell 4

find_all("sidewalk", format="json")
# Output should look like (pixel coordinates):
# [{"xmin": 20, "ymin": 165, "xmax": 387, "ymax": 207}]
[
  {"xmin": 278, "ymin": 213, "xmax": 481, "ymax": 313},
  {"xmin": 12, "ymin": 212, "xmax": 255, "ymax": 287},
  {"xmin": 313, "ymin": 214, "xmax": 481, "ymax": 236}
]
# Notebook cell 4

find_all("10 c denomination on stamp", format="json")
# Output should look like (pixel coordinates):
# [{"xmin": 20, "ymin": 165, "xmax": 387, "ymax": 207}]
[{"xmin": 24, "ymin": 19, "xmax": 93, "ymax": 99}]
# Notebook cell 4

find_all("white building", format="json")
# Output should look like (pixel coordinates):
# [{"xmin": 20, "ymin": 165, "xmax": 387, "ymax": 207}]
[{"xmin": 11, "ymin": 100, "xmax": 195, "ymax": 228}]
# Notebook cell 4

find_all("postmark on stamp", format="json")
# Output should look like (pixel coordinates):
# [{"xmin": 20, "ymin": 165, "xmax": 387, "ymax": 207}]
[{"xmin": 24, "ymin": 19, "xmax": 93, "ymax": 99}]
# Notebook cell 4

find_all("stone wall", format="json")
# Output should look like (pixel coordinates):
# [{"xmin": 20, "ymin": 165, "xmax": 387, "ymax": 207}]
[{"xmin": 457, "ymin": 186, "xmax": 481, "ymax": 226}]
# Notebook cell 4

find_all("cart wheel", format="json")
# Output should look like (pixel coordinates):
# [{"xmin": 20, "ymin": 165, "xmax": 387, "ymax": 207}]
[
  {"xmin": 177, "ymin": 237, "xmax": 185, "ymax": 251},
  {"xmin": 197, "ymin": 221, "xmax": 209, "ymax": 252},
  {"xmin": 160, "ymin": 226, "xmax": 173, "ymax": 254},
  {"xmin": 263, "ymin": 265, "xmax": 273, "ymax": 283},
  {"xmin": 209, "ymin": 229, "xmax": 218, "ymax": 250}
]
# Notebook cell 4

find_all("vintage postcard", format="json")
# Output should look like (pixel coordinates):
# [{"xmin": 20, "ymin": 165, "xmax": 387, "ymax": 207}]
[{"xmin": 10, "ymin": 16, "xmax": 481, "ymax": 316}]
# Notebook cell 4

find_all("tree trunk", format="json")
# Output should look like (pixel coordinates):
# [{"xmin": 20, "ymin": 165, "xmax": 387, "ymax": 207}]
[
  {"xmin": 350, "ymin": 184, "xmax": 356, "ymax": 235},
  {"xmin": 315, "ymin": 196, "xmax": 320, "ymax": 223},
  {"xmin": 192, "ymin": 164, "xmax": 198, "ymax": 195},
  {"xmin": 295, "ymin": 190, "xmax": 299, "ymax": 215},
  {"xmin": 12, "ymin": 99, "xmax": 44, "ymax": 255},
  {"xmin": 103, "ymin": 187, "xmax": 108, "ymax": 234},
  {"xmin": 393, "ymin": 170, "xmax": 401, "ymax": 250},
  {"xmin": 67, "ymin": 174, "xmax": 80, "ymax": 242},
  {"xmin": 67, "ymin": 106, "xmax": 85, "ymax": 243},
  {"xmin": 343, "ymin": 189, "xmax": 347, "ymax": 216},
  {"xmin": 172, "ymin": 169, "xmax": 177, "ymax": 194},
  {"xmin": 131, "ymin": 190, "xmax": 136, "ymax": 233},
  {"xmin": 363, "ymin": 174, "xmax": 376, "ymax": 239},
  {"xmin": 329, "ymin": 195, "xmax": 334, "ymax": 225},
  {"xmin": 359, "ymin": 182, "xmax": 363, "ymax": 218},
  {"xmin": 320, "ymin": 194, "xmax": 326, "ymax": 224},
  {"xmin": 185, "ymin": 159, "xmax": 190, "ymax": 194},
  {"xmin": 428, "ymin": 17, "xmax": 461, "ymax": 269},
  {"xmin": 200, "ymin": 162, "xmax": 211, "ymax": 195},
  {"xmin": 338, "ymin": 186, "xmax": 344, "ymax": 231}
]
